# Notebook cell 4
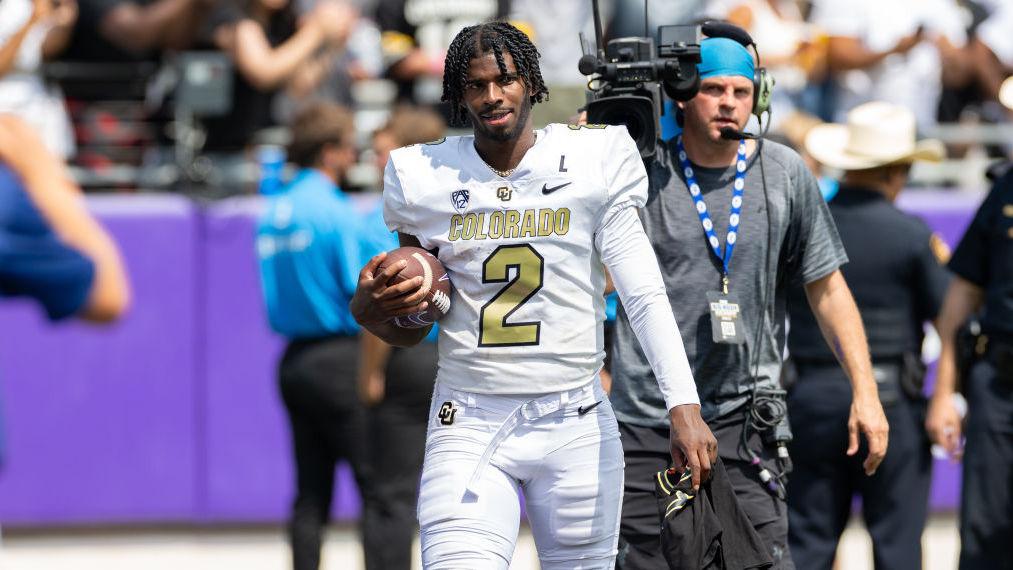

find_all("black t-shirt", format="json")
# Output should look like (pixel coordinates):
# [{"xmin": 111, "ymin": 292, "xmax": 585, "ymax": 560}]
[
  {"xmin": 65, "ymin": 0, "xmax": 159, "ymax": 62},
  {"xmin": 787, "ymin": 185, "xmax": 952, "ymax": 361},
  {"xmin": 199, "ymin": 4, "xmax": 297, "ymax": 152},
  {"xmin": 949, "ymin": 172, "xmax": 1013, "ymax": 336}
]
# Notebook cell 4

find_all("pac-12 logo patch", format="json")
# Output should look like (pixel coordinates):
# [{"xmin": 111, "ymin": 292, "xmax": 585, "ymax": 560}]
[
  {"xmin": 452, "ymin": 190, "xmax": 470, "ymax": 213},
  {"xmin": 438, "ymin": 401, "xmax": 457, "ymax": 425}
]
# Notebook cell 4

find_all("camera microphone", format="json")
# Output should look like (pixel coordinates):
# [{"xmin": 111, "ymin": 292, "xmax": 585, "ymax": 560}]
[
  {"xmin": 719, "ymin": 127, "xmax": 759, "ymax": 140},
  {"xmin": 578, "ymin": 54, "xmax": 600, "ymax": 76}
]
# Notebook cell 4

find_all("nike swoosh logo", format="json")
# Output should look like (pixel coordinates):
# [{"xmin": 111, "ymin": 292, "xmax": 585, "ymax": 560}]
[
  {"xmin": 578, "ymin": 400, "xmax": 603, "ymax": 416},
  {"xmin": 542, "ymin": 182, "xmax": 572, "ymax": 195}
]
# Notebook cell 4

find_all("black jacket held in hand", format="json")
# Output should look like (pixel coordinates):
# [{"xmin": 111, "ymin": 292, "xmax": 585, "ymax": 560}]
[{"xmin": 655, "ymin": 460, "xmax": 772, "ymax": 570}]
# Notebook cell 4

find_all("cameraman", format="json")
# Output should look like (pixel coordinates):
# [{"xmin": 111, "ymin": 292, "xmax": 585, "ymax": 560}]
[{"xmin": 609, "ymin": 35, "xmax": 889, "ymax": 569}]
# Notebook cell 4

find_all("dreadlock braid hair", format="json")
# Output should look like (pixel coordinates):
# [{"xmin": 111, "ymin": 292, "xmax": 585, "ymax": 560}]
[{"xmin": 442, "ymin": 21, "xmax": 549, "ymax": 126}]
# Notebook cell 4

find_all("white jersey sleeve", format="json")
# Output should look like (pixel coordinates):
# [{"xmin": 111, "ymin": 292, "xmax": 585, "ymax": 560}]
[
  {"xmin": 595, "ymin": 125, "xmax": 648, "ymax": 232},
  {"xmin": 596, "ymin": 206, "xmax": 700, "ymax": 410},
  {"xmin": 382, "ymin": 158, "xmax": 424, "ymax": 241}
]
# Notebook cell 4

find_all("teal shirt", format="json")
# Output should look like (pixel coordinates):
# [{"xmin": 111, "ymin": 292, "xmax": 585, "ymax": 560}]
[{"xmin": 256, "ymin": 169, "xmax": 365, "ymax": 338}]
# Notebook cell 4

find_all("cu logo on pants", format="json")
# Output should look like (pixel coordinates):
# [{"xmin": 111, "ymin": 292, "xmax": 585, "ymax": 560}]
[{"xmin": 438, "ymin": 401, "xmax": 457, "ymax": 425}]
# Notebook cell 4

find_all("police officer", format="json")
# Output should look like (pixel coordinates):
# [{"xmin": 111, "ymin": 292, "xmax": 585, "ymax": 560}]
[
  {"xmin": 926, "ymin": 159, "xmax": 1013, "ymax": 569},
  {"xmin": 785, "ymin": 102, "xmax": 950, "ymax": 570}
]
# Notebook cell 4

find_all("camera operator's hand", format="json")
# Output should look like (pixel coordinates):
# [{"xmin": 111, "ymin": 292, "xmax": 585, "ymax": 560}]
[
  {"xmin": 848, "ymin": 391, "xmax": 889, "ymax": 475},
  {"xmin": 669, "ymin": 403, "xmax": 717, "ymax": 491}
]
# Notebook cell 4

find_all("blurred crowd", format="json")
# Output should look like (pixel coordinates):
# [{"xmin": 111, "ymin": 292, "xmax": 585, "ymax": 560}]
[{"xmin": 0, "ymin": 0, "xmax": 1011, "ymax": 194}]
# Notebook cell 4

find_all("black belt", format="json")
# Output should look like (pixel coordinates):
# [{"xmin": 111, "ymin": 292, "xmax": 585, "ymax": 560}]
[{"xmin": 792, "ymin": 356, "xmax": 918, "ymax": 405}]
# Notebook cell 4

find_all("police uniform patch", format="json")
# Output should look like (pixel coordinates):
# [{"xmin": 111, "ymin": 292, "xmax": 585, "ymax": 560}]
[{"xmin": 930, "ymin": 233, "xmax": 951, "ymax": 263}]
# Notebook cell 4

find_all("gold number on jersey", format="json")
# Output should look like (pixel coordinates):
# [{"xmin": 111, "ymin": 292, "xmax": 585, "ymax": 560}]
[{"xmin": 479, "ymin": 244, "xmax": 544, "ymax": 347}]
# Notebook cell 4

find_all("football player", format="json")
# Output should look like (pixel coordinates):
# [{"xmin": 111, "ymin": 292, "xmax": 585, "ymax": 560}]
[{"xmin": 350, "ymin": 22, "xmax": 715, "ymax": 569}]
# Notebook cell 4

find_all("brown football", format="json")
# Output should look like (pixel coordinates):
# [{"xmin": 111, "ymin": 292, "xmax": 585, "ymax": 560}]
[{"xmin": 377, "ymin": 246, "xmax": 453, "ymax": 328}]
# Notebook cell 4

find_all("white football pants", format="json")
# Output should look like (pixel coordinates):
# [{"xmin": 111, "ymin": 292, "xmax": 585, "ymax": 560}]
[{"xmin": 417, "ymin": 380, "xmax": 624, "ymax": 569}]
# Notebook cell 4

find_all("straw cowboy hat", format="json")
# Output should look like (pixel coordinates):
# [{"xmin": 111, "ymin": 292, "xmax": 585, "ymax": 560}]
[{"xmin": 804, "ymin": 102, "xmax": 945, "ymax": 170}]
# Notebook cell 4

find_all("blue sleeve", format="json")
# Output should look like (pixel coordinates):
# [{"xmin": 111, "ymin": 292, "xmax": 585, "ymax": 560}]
[
  {"xmin": 0, "ymin": 230, "xmax": 95, "ymax": 320},
  {"xmin": 0, "ymin": 166, "xmax": 95, "ymax": 320}
]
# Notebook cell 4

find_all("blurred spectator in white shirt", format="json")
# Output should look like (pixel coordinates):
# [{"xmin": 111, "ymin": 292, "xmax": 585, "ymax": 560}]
[
  {"xmin": 970, "ymin": 0, "xmax": 1013, "ymax": 108},
  {"xmin": 811, "ymin": 0, "xmax": 967, "ymax": 130},
  {"xmin": 706, "ymin": 0, "xmax": 828, "ymax": 130},
  {"xmin": 0, "ymin": 0, "xmax": 78, "ymax": 158},
  {"xmin": 374, "ymin": 0, "xmax": 508, "ymax": 107}
]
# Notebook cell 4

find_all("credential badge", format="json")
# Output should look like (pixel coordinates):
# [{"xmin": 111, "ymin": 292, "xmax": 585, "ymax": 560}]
[{"xmin": 452, "ymin": 189, "xmax": 470, "ymax": 213}]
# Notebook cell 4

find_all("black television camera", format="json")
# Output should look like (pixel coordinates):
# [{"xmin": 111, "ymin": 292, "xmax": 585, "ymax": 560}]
[{"xmin": 578, "ymin": 23, "xmax": 703, "ymax": 158}]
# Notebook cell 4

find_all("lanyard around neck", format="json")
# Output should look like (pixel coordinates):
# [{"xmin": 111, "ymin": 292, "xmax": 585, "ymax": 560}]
[{"xmin": 676, "ymin": 136, "xmax": 748, "ymax": 294}]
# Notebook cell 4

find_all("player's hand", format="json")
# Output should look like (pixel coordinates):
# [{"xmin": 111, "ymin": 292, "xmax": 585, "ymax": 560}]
[
  {"xmin": 668, "ymin": 404, "xmax": 717, "ymax": 491},
  {"xmin": 350, "ymin": 251, "xmax": 430, "ymax": 326},
  {"xmin": 926, "ymin": 393, "xmax": 963, "ymax": 459},
  {"xmin": 848, "ymin": 392, "xmax": 889, "ymax": 475}
]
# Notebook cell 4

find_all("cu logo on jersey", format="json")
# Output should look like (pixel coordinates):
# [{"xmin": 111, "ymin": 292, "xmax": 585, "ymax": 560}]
[
  {"xmin": 452, "ymin": 189, "xmax": 470, "ymax": 213},
  {"xmin": 437, "ymin": 401, "xmax": 457, "ymax": 425},
  {"xmin": 496, "ymin": 186, "xmax": 512, "ymax": 201}
]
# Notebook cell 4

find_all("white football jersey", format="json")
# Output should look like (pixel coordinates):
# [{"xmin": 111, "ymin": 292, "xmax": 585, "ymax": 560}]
[{"xmin": 384, "ymin": 123, "xmax": 647, "ymax": 395}]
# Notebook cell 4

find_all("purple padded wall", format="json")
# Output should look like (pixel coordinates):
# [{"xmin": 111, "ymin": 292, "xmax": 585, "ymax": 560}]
[{"xmin": 0, "ymin": 195, "xmax": 200, "ymax": 523}]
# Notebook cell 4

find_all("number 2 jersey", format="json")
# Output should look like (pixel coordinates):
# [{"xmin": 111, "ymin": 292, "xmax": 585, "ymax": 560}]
[{"xmin": 383, "ymin": 123, "xmax": 647, "ymax": 395}]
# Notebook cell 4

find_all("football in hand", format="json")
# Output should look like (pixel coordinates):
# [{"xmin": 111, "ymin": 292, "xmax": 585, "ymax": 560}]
[{"xmin": 377, "ymin": 246, "xmax": 452, "ymax": 328}]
